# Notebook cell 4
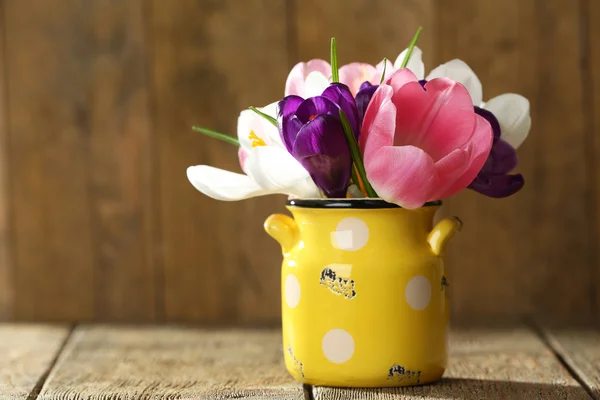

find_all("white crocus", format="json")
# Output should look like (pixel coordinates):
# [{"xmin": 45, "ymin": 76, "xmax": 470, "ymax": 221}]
[
  {"xmin": 394, "ymin": 47, "xmax": 531, "ymax": 149},
  {"xmin": 187, "ymin": 102, "xmax": 321, "ymax": 201}
]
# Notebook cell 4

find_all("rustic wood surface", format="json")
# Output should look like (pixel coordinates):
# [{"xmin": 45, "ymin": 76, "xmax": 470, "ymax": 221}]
[
  {"xmin": 545, "ymin": 327, "xmax": 600, "ymax": 399},
  {"xmin": 0, "ymin": 0, "xmax": 599, "ymax": 322},
  {"xmin": 313, "ymin": 327, "xmax": 590, "ymax": 400},
  {"xmin": 0, "ymin": 324, "xmax": 70, "ymax": 399},
  {"xmin": 38, "ymin": 326, "xmax": 302, "ymax": 400}
]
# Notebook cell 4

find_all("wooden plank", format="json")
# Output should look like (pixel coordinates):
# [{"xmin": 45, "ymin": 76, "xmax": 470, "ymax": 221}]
[
  {"xmin": 0, "ymin": 0, "xmax": 14, "ymax": 319},
  {"xmin": 0, "ymin": 324, "xmax": 70, "ymax": 399},
  {"xmin": 3, "ymin": 0, "xmax": 159, "ymax": 321},
  {"xmin": 313, "ymin": 327, "xmax": 589, "ymax": 399},
  {"xmin": 38, "ymin": 326, "xmax": 302, "ymax": 399},
  {"xmin": 294, "ymin": 0, "xmax": 436, "ymax": 70},
  {"xmin": 149, "ymin": 0, "xmax": 289, "ymax": 323},
  {"xmin": 436, "ymin": 0, "xmax": 593, "ymax": 320},
  {"xmin": 545, "ymin": 327, "xmax": 600, "ymax": 399},
  {"xmin": 588, "ymin": 0, "xmax": 600, "ymax": 316}
]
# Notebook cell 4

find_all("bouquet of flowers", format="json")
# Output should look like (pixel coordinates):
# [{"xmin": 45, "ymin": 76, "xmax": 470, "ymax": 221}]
[{"xmin": 187, "ymin": 29, "xmax": 531, "ymax": 209}]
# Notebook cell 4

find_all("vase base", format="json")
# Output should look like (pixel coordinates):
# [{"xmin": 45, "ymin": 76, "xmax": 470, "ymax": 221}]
[{"xmin": 291, "ymin": 369, "xmax": 445, "ymax": 388}]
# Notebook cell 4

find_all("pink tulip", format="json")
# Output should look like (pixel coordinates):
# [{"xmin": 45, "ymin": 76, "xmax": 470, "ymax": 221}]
[
  {"xmin": 339, "ymin": 59, "xmax": 396, "ymax": 95},
  {"xmin": 360, "ymin": 69, "xmax": 493, "ymax": 209}
]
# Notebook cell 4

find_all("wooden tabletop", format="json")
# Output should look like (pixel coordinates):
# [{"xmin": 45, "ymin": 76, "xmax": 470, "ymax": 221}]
[{"xmin": 1, "ymin": 324, "xmax": 598, "ymax": 399}]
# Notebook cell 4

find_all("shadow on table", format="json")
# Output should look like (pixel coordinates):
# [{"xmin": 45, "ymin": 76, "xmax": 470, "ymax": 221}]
[{"xmin": 338, "ymin": 378, "xmax": 591, "ymax": 399}]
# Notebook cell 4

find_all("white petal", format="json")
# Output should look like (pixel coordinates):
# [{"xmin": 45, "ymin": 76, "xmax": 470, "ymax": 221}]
[
  {"xmin": 237, "ymin": 104, "xmax": 283, "ymax": 150},
  {"xmin": 245, "ymin": 146, "xmax": 321, "ymax": 198},
  {"xmin": 484, "ymin": 93, "xmax": 531, "ymax": 149},
  {"xmin": 427, "ymin": 59, "xmax": 483, "ymax": 105},
  {"xmin": 304, "ymin": 71, "xmax": 330, "ymax": 98},
  {"xmin": 393, "ymin": 46, "xmax": 425, "ymax": 80},
  {"xmin": 187, "ymin": 165, "xmax": 268, "ymax": 201}
]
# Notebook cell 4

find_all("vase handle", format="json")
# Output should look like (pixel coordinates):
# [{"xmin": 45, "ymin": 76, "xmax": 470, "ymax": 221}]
[
  {"xmin": 427, "ymin": 216, "xmax": 462, "ymax": 256},
  {"xmin": 264, "ymin": 214, "xmax": 299, "ymax": 255}
]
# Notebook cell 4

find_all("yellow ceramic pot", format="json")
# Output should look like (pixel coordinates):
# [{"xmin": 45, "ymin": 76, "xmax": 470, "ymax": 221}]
[{"xmin": 264, "ymin": 198, "xmax": 461, "ymax": 387}]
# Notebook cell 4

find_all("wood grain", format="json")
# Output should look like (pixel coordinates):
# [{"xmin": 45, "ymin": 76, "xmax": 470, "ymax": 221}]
[
  {"xmin": 149, "ymin": 0, "xmax": 289, "ymax": 323},
  {"xmin": 313, "ymin": 327, "xmax": 589, "ymax": 400},
  {"xmin": 0, "ymin": 324, "xmax": 70, "ymax": 399},
  {"xmin": 0, "ymin": 0, "xmax": 14, "ymax": 319},
  {"xmin": 293, "ymin": 0, "xmax": 436, "ymax": 71},
  {"xmin": 3, "ymin": 0, "xmax": 158, "ymax": 321},
  {"xmin": 545, "ymin": 327, "xmax": 600, "ymax": 399},
  {"xmin": 587, "ymin": 0, "xmax": 600, "ymax": 316},
  {"xmin": 436, "ymin": 0, "xmax": 593, "ymax": 321},
  {"xmin": 38, "ymin": 326, "xmax": 302, "ymax": 399}
]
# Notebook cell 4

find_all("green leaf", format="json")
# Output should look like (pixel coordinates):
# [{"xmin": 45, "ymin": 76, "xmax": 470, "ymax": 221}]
[
  {"xmin": 249, "ymin": 106, "xmax": 277, "ymax": 127},
  {"xmin": 400, "ymin": 26, "xmax": 423, "ymax": 68},
  {"xmin": 192, "ymin": 126, "xmax": 240, "ymax": 147},
  {"xmin": 338, "ymin": 109, "xmax": 378, "ymax": 197},
  {"xmin": 379, "ymin": 57, "xmax": 388, "ymax": 85},
  {"xmin": 330, "ymin": 37, "xmax": 339, "ymax": 83}
]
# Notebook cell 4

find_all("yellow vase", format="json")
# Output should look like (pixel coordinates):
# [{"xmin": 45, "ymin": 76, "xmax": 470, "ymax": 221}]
[{"xmin": 264, "ymin": 198, "xmax": 461, "ymax": 387}]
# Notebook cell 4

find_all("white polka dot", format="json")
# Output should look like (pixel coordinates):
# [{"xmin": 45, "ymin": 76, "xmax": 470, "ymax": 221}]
[
  {"xmin": 285, "ymin": 274, "xmax": 300, "ymax": 308},
  {"xmin": 405, "ymin": 276, "xmax": 431, "ymax": 310},
  {"xmin": 331, "ymin": 218, "xmax": 369, "ymax": 251},
  {"xmin": 322, "ymin": 329, "xmax": 355, "ymax": 363}
]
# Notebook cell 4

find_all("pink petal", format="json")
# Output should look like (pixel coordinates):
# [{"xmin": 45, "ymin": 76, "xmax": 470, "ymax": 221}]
[
  {"xmin": 285, "ymin": 59, "xmax": 332, "ymax": 96},
  {"xmin": 434, "ymin": 113, "xmax": 493, "ymax": 199},
  {"xmin": 359, "ymin": 84, "xmax": 396, "ymax": 159},
  {"xmin": 238, "ymin": 147, "xmax": 249, "ymax": 174},
  {"xmin": 391, "ymin": 77, "xmax": 476, "ymax": 160},
  {"xmin": 371, "ymin": 59, "xmax": 397, "ymax": 86},
  {"xmin": 384, "ymin": 68, "xmax": 419, "ymax": 92},
  {"xmin": 365, "ymin": 145, "xmax": 438, "ymax": 209},
  {"xmin": 339, "ymin": 62, "xmax": 377, "ymax": 96}
]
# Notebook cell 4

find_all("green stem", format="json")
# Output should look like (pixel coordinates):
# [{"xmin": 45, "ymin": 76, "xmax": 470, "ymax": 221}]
[
  {"xmin": 192, "ymin": 126, "xmax": 240, "ymax": 146},
  {"xmin": 249, "ymin": 106, "xmax": 277, "ymax": 127},
  {"xmin": 379, "ymin": 57, "xmax": 388, "ymax": 84},
  {"xmin": 338, "ymin": 109, "xmax": 378, "ymax": 197},
  {"xmin": 400, "ymin": 26, "xmax": 423, "ymax": 68},
  {"xmin": 330, "ymin": 37, "xmax": 339, "ymax": 83}
]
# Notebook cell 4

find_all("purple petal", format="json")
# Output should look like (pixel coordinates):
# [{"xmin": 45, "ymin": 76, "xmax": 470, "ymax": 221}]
[
  {"xmin": 419, "ymin": 79, "xmax": 428, "ymax": 89},
  {"xmin": 488, "ymin": 139, "xmax": 518, "ymax": 175},
  {"xmin": 278, "ymin": 95, "xmax": 304, "ymax": 152},
  {"xmin": 292, "ymin": 114, "xmax": 352, "ymax": 198},
  {"xmin": 469, "ymin": 174, "xmax": 524, "ymax": 198},
  {"xmin": 295, "ymin": 96, "xmax": 340, "ymax": 124},
  {"xmin": 475, "ymin": 106, "xmax": 501, "ymax": 141},
  {"xmin": 356, "ymin": 82, "xmax": 378, "ymax": 124},
  {"xmin": 321, "ymin": 83, "xmax": 360, "ymax": 137}
]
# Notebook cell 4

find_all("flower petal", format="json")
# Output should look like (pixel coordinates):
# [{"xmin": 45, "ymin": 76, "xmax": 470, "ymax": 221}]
[
  {"xmin": 285, "ymin": 59, "xmax": 331, "ymax": 96},
  {"xmin": 469, "ymin": 173, "xmax": 525, "ymax": 198},
  {"xmin": 292, "ymin": 115, "xmax": 352, "ymax": 198},
  {"xmin": 373, "ymin": 58, "xmax": 397, "ymax": 84},
  {"xmin": 360, "ymin": 84, "xmax": 396, "ymax": 159},
  {"xmin": 484, "ymin": 93, "xmax": 531, "ymax": 149},
  {"xmin": 365, "ymin": 145, "xmax": 438, "ymax": 209},
  {"xmin": 245, "ymin": 146, "xmax": 321, "ymax": 198},
  {"xmin": 339, "ymin": 62, "xmax": 377, "ymax": 95},
  {"xmin": 391, "ymin": 77, "xmax": 476, "ymax": 160},
  {"xmin": 474, "ymin": 106, "xmax": 501, "ymax": 141},
  {"xmin": 427, "ymin": 59, "xmax": 483, "ymax": 105},
  {"xmin": 356, "ymin": 82, "xmax": 379, "ymax": 123},
  {"xmin": 393, "ymin": 46, "xmax": 425, "ymax": 80},
  {"xmin": 384, "ymin": 68, "xmax": 419, "ymax": 92},
  {"xmin": 487, "ymin": 138, "xmax": 518, "ymax": 175},
  {"xmin": 433, "ymin": 113, "xmax": 493, "ymax": 199},
  {"xmin": 305, "ymin": 71, "xmax": 330, "ymax": 98},
  {"xmin": 187, "ymin": 165, "xmax": 266, "ymax": 201},
  {"xmin": 321, "ymin": 83, "xmax": 360, "ymax": 137},
  {"xmin": 278, "ymin": 95, "xmax": 304, "ymax": 152},
  {"xmin": 295, "ymin": 96, "xmax": 339, "ymax": 124}
]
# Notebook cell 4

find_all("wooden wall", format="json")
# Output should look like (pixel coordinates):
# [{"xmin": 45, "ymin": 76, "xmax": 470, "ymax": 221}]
[{"xmin": 0, "ymin": 0, "xmax": 597, "ymax": 323}]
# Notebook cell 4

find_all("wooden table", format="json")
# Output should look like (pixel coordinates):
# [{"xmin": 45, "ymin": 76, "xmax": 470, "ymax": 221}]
[{"xmin": 1, "ymin": 324, "xmax": 598, "ymax": 399}]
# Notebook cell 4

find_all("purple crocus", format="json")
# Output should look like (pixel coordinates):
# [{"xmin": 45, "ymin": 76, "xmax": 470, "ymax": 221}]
[
  {"xmin": 278, "ymin": 83, "xmax": 359, "ymax": 198},
  {"xmin": 468, "ymin": 107, "xmax": 524, "ymax": 197}
]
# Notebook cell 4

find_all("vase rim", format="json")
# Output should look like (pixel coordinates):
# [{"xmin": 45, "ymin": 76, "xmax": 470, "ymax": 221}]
[{"xmin": 286, "ymin": 198, "xmax": 442, "ymax": 209}]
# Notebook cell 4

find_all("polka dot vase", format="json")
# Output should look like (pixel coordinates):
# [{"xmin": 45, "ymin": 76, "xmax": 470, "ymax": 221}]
[{"xmin": 264, "ymin": 198, "xmax": 461, "ymax": 387}]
